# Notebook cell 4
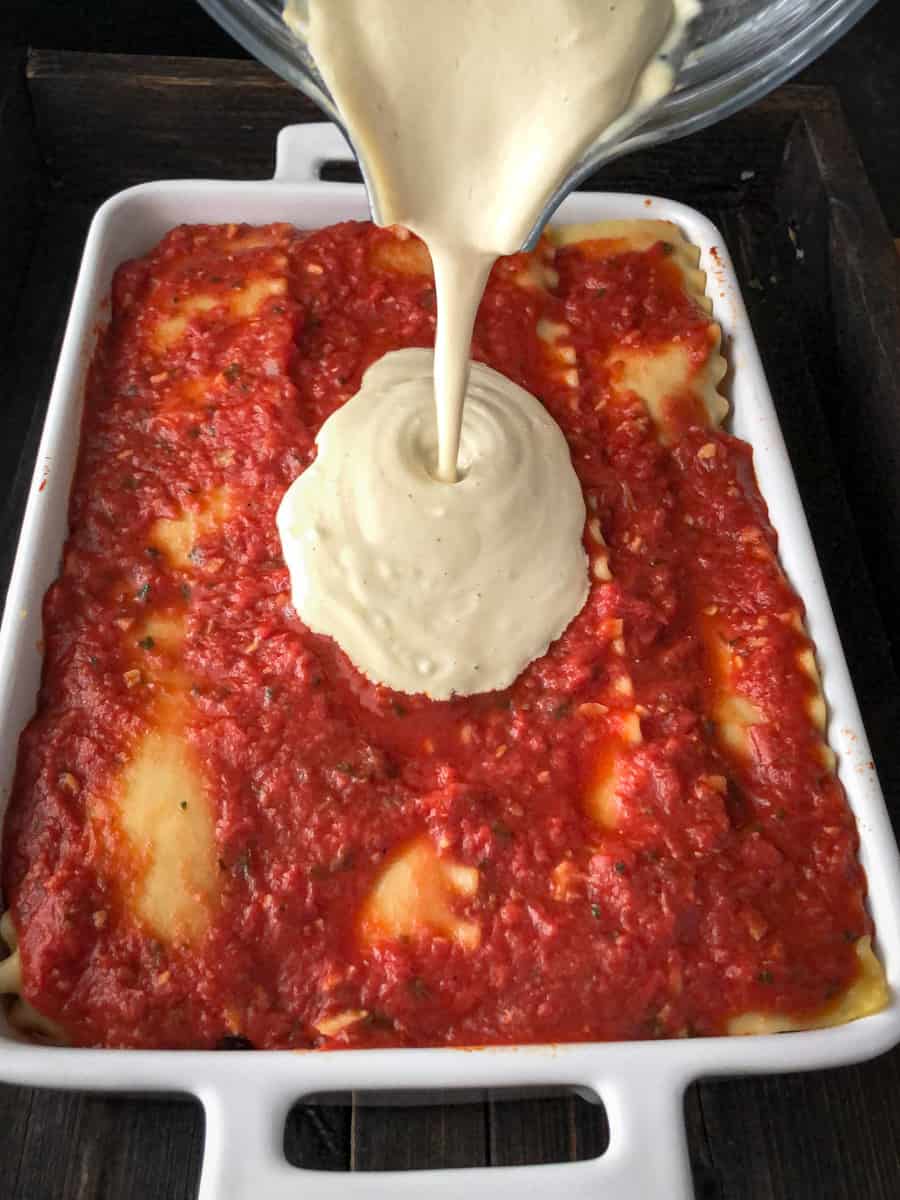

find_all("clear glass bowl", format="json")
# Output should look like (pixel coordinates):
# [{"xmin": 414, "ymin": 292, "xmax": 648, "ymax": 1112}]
[{"xmin": 196, "ymin": 0, "xmax": 877, "ymax": 240}]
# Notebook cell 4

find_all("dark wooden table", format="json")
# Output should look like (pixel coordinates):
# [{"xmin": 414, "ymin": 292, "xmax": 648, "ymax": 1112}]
[
  {"xmin": 1, "ymin": 10, "xmax": 900, "ymax": 1198},
  {"xmin": 2, "ymin": 0, "xmax": 899, "ymax": 234}
]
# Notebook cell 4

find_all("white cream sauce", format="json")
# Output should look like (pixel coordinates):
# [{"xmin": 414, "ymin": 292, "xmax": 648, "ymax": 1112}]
[
  {"xmin": 277, "ymin": 349, "xmax": 588, "ymax": 700},
  {"xmin": 279, "ymin": 0, "xmax": 698, "ymax": 697}
]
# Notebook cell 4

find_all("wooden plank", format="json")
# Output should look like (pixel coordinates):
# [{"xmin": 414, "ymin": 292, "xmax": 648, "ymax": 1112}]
[
  {"xmin": 488, "ymin": 1093, "xmax": 573, "ymax": 1167},
  {"xmin": 351, "ymin": 1095, "xmax": 488, "ymax": 1171},
  {"xmin": 0, "ymin": 1082, "xmax": 34, "ymax": 1190},
  {"xmin": 712, "ymin": 197, "xmax": 900, "ymax": 816},
  {"xmin": 797, "ymin": 0, "xmax": 900, "ymax": 234},
  {"xmin": 0, "ymin": 54, "xmax": 898, "ymax": 1200},
  {"xmin": 24, "ymin": 50, "xmax": 835, "ymax": 206},
  {"xmin": 572, "ymin": 1091, "xmax": 610, "ymax": 1162},
  {"xmin": 0, "ymin": 50, "xmax": 47, "ymax": 363},
  {"xmin": 0, "ymin": 200, "xmax": 94, "ymax": 599},
  {"xmin": 0, "ymin": 1087, "xmax": 203, "ymax": 1200},
  {"xmin": 1, "ymin": 1, "xmax": 241, "ymax": 59},
  {"xmin": 685, "ymin": 1085, "xmax": 721, "ymax": 1200},
  {"xmin": 697, "ymin": 1054, "xmax": 900, "ymax": 1200},
  {"xmin": 686, "ymin": 202, "xmax": 900, "ymax": 1198},
  {"xmin": 7, "ymin": 2, "xmax": 899, "ymax": 230},
  {"xmin": 487, "ymin": 1091, "xmax": 608, "ymax": 1166},
  {"xmin": 799, "ymin": 108, "xmax": 900, "ymax": 664},
  {"xmin": 284, "ymin": 1100, "xmax": 352, "ymax": 1170},
  {"xmin": 27, "ymin": 51, "xmax": 322, "ymax": 195}
]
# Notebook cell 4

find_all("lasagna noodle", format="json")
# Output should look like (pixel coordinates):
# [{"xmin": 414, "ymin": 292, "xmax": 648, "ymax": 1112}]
[
  {"xmin": 321, "ymin": 838, "xmax": 483, "ymax": 1039},
  {"xmin": 89, "ymin": 361, "xmax": 261, "ymax": 941},
  {"xmin": 0, "ymin": 911, "xmax": 65, "ymax": 1041},
  {"xmin": 350, "ymin": 233, "xmax": 574, "ymax": 963},
  {"xmin": 555, "ymin": 221, "xmax": 685, "ymax": 836},
  {"xmin": 547, "ymin": 220, "xmax": 728, "ymax": 434},
  {"xmin": 551, "ymin": 218, "xmax": 885, "ymax": 1031},
  {"xmin": 2, "ymin": 225, "xmax": 299, "ymax": 1035},
  {"xmin": 0, "ymin": 219, "xmax": 886, "ymax": 1045},
  {"xmin": 728, "ymin": 936, "xmax": 887, "ymax": 1035},
  {"xmin": 94, "ymin": 227, "xmax": 297, "ymax": 950},
  {"xmin": 360, "ymin": 836, "xmax": 481, "ymax": 950}
]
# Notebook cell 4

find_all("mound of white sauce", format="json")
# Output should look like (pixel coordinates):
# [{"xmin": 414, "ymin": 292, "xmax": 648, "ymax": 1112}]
[
  {"xmin": 277, "ymin": 349, "xmax": 588, "ymax": 699},
  {"xmin": 279, "ymin": 0, "xmax": 699, "ymax": 697}
]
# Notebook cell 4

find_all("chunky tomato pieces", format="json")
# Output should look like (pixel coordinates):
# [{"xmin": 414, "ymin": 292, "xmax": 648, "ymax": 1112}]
[{"xmin": 2, "ymin": 222, "xmax": 871, "ymax": 1049}]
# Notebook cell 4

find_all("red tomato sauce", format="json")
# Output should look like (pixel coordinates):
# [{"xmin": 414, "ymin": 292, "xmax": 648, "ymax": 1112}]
[{"xmin": 2, "ymin": 221, "xmax": 872, "ymax": 1049}]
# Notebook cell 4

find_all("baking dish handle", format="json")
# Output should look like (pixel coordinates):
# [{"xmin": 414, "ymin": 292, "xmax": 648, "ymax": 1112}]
[
  {"xmin": 274, "ymin": 122, "xmax": 355, "ymax": 183},
  {"xmin": 197, "ymin": 1073, "xmax": 695, "ymax": 1199}
]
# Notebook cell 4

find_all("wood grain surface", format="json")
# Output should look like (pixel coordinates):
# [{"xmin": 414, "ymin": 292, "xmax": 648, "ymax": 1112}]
[
  {"xmin": 2, "ymin": 0, "xmax": 898, "ymax": 232},
  {"xmin": 1, "ymin": 48, "xmax": 900, "ymax": 1200}
]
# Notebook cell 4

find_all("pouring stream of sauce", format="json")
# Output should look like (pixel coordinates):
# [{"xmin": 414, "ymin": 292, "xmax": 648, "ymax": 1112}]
[
  {"xmin": 279, "ymin": 0, "xmax": 698, "ymax": 698},
  {"xmin": 277, "ymin": 349, "xmax": 590, "ymax": 699}
]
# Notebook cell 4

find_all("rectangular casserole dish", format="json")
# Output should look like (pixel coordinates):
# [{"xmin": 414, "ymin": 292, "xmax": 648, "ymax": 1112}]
[{"xmin": 1, "ymin": 121, "xmax": 899, "ymax": 1200}]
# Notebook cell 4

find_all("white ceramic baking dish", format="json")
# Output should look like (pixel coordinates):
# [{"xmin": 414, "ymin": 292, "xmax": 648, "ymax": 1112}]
[{"xmin": 1, "ymin": 122, "xmax": 899, "ymax": 1200}]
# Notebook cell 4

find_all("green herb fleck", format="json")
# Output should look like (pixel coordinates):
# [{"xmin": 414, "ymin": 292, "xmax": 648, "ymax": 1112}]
[
  {"xmin": 179, "ymin": 800, "xmax": 188, "ymax": 811},
  {"xmin": 224, "ymin": 362, "xmax": 242, "ymax": 382},
  {"xmin": 364, "ymin": 1011, "xmax": 394, "ymax": 1030},
  {"xmin": 591, "ymin": 903, "xmax": 601, "ymax": 919},
  {"xmin": 595, "ymin": 286, "xmax": 607, "ymax": 297},
  {"xmin": 614, "ymin": 861, "xmax": 627, "ymax": 875},
  {"xmin": 757, "ymin": 970, "xmax": 774, "ymax": 984},
  {"xmin": 138, "ymin": 636, "xmax": 155, "ymax": 651},
  {"xmin": 180, "ymin": 583, "xmax": 192, "ymax": 601},
  {"xmin": 843, "ymin": 930, "xmax": 858, "ymax": 943},
  {"xmin": 645, "ymin": 1011, "xmax": 665, "ymax": 1037},
  {"xmin": 136, "ymin": 583, "xmax": 150, "ymax": 602},
  {"xmin": 552, "ymin": 701, "xmax": 571, "ymax": 720},
  {"xmin": 660, "ymin": 241, "xmax": 675, "ymax": 255},
  {"xmin": 146, "ymin": 546, "xmax": 160, "ymax": 558},
  {"xmin": 491, "ymin": 820, "xmax": 512, "ymax": 841}
]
